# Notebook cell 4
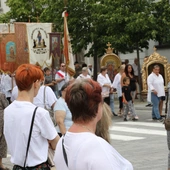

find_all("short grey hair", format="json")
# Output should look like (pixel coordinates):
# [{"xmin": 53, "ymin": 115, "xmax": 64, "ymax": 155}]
[
  {"xmin": 82, "ymin": 67, "xmax": 88, "ymax": 72},
  {"xmin": 153, "ymin": 65, "xmax": 160, "ymax": 69}
]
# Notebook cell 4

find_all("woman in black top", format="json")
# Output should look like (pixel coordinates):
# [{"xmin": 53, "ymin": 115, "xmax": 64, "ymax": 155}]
[{"xmin": 121, "ymin": 64, "xmax": 137, "ymax": 101}]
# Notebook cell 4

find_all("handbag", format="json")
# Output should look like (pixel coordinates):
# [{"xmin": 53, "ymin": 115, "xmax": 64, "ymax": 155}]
[
  {"xmin": 23, "ymin": 107, "xmax": 38, "ymax": 168},
  {"xmin": 43, "ymin": 86, "xmax": 56, "ymax": 126},
  {"xmin": 47, "ymin": 148, "xmax": 55, "ymax": 167},
  {"xmin": 164, "ymin": 118, "xmax": 170, "ymax": 131}
]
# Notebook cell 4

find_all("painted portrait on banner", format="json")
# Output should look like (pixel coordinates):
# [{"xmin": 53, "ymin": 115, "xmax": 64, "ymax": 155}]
[
  {"xmin": 6, "ymin": 41, "xmax": 16, "ymax": 62},
  {"xmin": 49, "ymin": 33, "xmax": 61, "ymax": 69}
]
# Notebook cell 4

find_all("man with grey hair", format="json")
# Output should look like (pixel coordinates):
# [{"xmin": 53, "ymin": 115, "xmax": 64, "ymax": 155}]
[{"xmin": 147, "ymin": 64, "xmax": 165, "ymax": 122}]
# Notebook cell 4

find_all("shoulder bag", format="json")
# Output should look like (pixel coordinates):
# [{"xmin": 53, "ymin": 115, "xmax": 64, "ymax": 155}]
[
  {"xmin": 24, "ymin": 106, "xmax": 38, "ymax": 168},
  {"xmin": 43, "ymin": 86, "xmax": 56, "ymax": 126}
]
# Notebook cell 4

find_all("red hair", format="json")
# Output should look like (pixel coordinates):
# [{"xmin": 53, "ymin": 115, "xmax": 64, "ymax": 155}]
[
  {"xmin": 15, "ymin": 64, "xmax": 44, "ymax": 91},
  {"xmin": 65, "ymin": 79, "xmax": 102, "ymax": 123}
]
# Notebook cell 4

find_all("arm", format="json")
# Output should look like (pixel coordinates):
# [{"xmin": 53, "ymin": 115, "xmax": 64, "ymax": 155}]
[
  {"xmin": 55, "ymin": 77, "xmax": 65, "ymax": 83},
  {"xmin": 147, "ymin": 75, "xmax": 157, "ymax": 94},
  {"xmin": 122, "ymin": 92, "xmax": 127, "ymax": 104},
  {"xmin": 55, "ymin": 73, "xmax": 65, "ymax": 83},
  {"xmin": 48, "ymin": 135, "xmax": 60, "ymax": 150},
  {"xmin": 103, "ymin": 84, "xmax": 111, "ymax": 88},
  {"xmin": 44, "ymin": 82, "xmax": 55, "ymax": 87},
  {"xmin": 97, "ymin": 74, "xmax": 111, "ymax": 88},
  {"xmin": 121, "ymin": 73, "xmax": 126, "ymax": 87},
  {"xmin": 112, "ymin": 74, "xmax": 119, "ymax": 89},
  {"xmin": 55, "ymin": 110, "xmax": 67, "ymax": 135}
]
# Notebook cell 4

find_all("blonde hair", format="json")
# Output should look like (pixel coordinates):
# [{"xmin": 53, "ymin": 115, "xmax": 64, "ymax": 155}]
[{"xmin": 95, "ymin": 103, "xmax": 112, "ymax": 143}]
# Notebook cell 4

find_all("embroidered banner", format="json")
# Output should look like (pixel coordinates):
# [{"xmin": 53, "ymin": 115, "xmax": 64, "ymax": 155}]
[{"xmin": 26, "ymin": 23, "xmax": 52, "ymax": 68}]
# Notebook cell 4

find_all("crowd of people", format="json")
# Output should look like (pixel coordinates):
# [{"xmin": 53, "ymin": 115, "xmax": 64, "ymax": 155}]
[{"xmin": 0, "ymin": 57, "xmax": 167, "ymax": 170}]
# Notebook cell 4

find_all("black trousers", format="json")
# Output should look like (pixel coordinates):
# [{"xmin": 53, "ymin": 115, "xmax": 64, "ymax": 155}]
[{"xmin": 119, "ymin": 96, "xmax": 123, "ymax": 109}]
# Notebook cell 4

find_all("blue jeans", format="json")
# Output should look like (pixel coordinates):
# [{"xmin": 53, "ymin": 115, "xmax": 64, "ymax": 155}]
[
  {"xmin": 110, "ymin": 94, "xmax": 114, "ymax": 113},
  {"xmin": 151, "ymin": 92, "xmax": 161, "ymax": 119}
]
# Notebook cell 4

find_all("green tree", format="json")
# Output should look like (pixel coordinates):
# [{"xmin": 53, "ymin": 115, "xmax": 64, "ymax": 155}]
[
  {"xmin": 151, "ymin": 0, "xmax": 170, "ymax": 47},
  {"xmin": 2, "ymin": 0, "xmax": 170, "ymax": 83}
]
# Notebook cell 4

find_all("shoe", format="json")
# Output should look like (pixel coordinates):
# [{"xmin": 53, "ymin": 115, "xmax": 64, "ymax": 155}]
[
  {"xmin": 146, "ymin": 104, "xmax": 152, "ymax": 107},
  {"xmin": 152, "ymin": 117, "xmax": 157, "ymax": 120},
  {"xmin": 113, "ymin": 112, "xmax": 118, "ymax": 116},
  {"xmin": 118, "ymin": 113, "xmax": 122, "ymax": 117},
  {"xmin": 158, "ymin": 118, "xmax": 164, "ymax": 122},
  {"xmin": 124, "ymin": 118, "xmax": 128, "ymax": 121},
  {"xmin": 161, "ymin": 115, "xmax": 166, "ymax": 118},
  {"xmin": 132, "ymin": 116, "xmax": 139, "ymax": 121}
]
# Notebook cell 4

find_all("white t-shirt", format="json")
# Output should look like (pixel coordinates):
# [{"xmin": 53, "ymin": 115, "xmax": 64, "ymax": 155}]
[
  {"xmin": 4, "ymin": 101, "xmax": 58, "ymax": 167},
  {"xmin": 132, "ymin": 63, "xmax": 138, "ymax": 76},
  {"xmin": 11, "ymin": 86, "xmax": 18, "ymax": 102},
  {"xmin": 11, "ymin": 86, "xmax": 57, "ymax": 109},
  {"xmin": 2, "ymin": 74, "xmax": 12, "ymax": 98},
  {"xmin": 97, "ymin": 73, "xmax": 111, "ymax": 96},
  {"xmin": 88, "ymin": 68, "xmax": 93, "ymax": 77},
  {"xmin": 54, "ymin": 132, "xmax": 133, "ymax": 170},
  {"xmin": 33, "ymin": 85, "xmax": 57, "ymax": 109},
  {"xmin": 147, "ymin": 72, "xmax": 165, "ymax": 97},
  {"xmin": 76, "ymin": 74, "xmax": 91, "ymax": 79},
  {"xmin": 112, "ymin": 73, "xmax": 122, "ymax": 97},
  {"xmin": 55, "ymin": 70, "xmax": 70, "ymax": 91},
  {"xmin": 53, "ymin": 97, "xmax": 73, "ymax": 132}
]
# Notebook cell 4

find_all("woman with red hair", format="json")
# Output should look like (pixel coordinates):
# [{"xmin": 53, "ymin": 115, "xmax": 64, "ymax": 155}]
[
  {"xmin": 4, "ymin": 64, "xmax": 60, "ymax": 170},
  {"xmin": 54, "ymin": 79, "xmax": 133, "ymax": 170}
]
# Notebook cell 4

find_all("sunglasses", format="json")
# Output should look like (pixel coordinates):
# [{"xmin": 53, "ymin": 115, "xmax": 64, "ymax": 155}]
[{"xmin": 61, "ymin": 65, "xmax": 66, "ymax": 67}]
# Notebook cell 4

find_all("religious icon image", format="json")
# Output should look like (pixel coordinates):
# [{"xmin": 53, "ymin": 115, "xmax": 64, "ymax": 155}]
[
  {"xmin": 6, "ymin": 41, "xmax": 16, "ymax": 62},
  {"xmin": 37, "ymin": 30, "xmax": 42, "ymax": 46},
  {"xmin": 52, "ymin": 37, "xmax": 60, "ymax": 58},
  {"xmin": 32, "ymin": 30, "xmax": 47, "ymax": 48}
]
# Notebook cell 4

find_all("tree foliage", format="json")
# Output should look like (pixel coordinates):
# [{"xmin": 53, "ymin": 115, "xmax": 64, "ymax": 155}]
[{"xmin": 1, "ymin": 0, "xmax": 170, "ymax": 79}]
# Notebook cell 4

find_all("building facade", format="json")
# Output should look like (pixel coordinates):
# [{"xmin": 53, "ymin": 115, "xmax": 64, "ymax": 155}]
[{"xmin": 0, "ymin": 0, "xmax": 9, "ymax": 14}]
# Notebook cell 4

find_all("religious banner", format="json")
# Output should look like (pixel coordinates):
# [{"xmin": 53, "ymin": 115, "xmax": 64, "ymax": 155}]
[
  {"xmin": 63, "ymin": 11, "xmax": 75, "ymax": 77},
  {"xmin": 26, "ymin": 23, "xmax": 52, "ymax": 68},
  {"xmin": 49, "ymin": 32, "xmax": 61, "ymax": 69},
  {"xmin": 15, "ymin": 23, "xmax": 29, "ymax": 66}
]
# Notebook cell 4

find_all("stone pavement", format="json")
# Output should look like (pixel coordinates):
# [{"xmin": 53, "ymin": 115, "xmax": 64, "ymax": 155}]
[
  {"xmin": 2, "ymin": 98, "xmax": 168, "ymax": 170},
  {"xmin": 111, "ymin": 98, "xmax": 168, "ymax": 170}
]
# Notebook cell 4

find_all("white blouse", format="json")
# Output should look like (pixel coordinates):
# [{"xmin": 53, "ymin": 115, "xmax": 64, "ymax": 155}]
[
  {"xmin": 147, "ymin": 72, "xmax": 165, "ymax": 97},
  {"xmin": 97, "ymin": 73, "xmax": 111, "ymax": 97}
]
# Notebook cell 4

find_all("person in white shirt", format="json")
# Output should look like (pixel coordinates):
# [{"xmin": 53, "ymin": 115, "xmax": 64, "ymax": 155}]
[
  {"xmin": 54, "ymin": 83, "xmax": 73, "ymax": 137},
  {"xmin": 11, "ymin": 85, "xmax": 57, "ymax": 110},
  {"xmin": 55, "ymin": 63, "xmax": 70, "ymax": 97},
  {"xmin": 4, "ymin": 64, "xmax": 60, "ymax": 170},
  {"xmin": 112, "ymin": 64, "xmax": 125, "ymax": 115},
  {"xmin": 77, "ymin": 67, "xmax": 91, "ymax": 79},
  {"xmin": 97, "ymin": 66, "xmax": 112, "ymax": 106},
  {"xmin": 11, "ymin": 84, "xmax": 57, "ymax": 125},
  {"xmin": 88, "ymin": 64, "xmax": 93, "ymax": 78},
  {"xmin": 132, "ymin": 58, "xmax": 139, "ymax": 99},
  {"xmin": 2, "ymin": 72, "xmax": 12, "ymax": 104},
  {"xmin": 53, "ymin": 79, "xmax": 133, "ymax": 170},
  {"xmin": 147, "ymin": 65, "xmax": 165, "ymax": 121}
]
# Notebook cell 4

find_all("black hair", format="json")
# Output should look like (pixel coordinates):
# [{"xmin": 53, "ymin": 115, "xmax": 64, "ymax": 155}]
[{"xmin": 61, "ymin": 82, "xmax": 70, "ymax": 92}]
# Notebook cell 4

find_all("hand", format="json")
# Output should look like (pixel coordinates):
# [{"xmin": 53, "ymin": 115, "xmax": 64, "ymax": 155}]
[
  {"xmin": 110, "ymin": 88, "xmax": 114, "ymax": 93},
  {"xmin": 152, "ymin": 90, "xmax": 157, "ymax": 95},
  {"xmin": 123, "ymin": 100, "xmax": 128, "ymax": 104}
]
